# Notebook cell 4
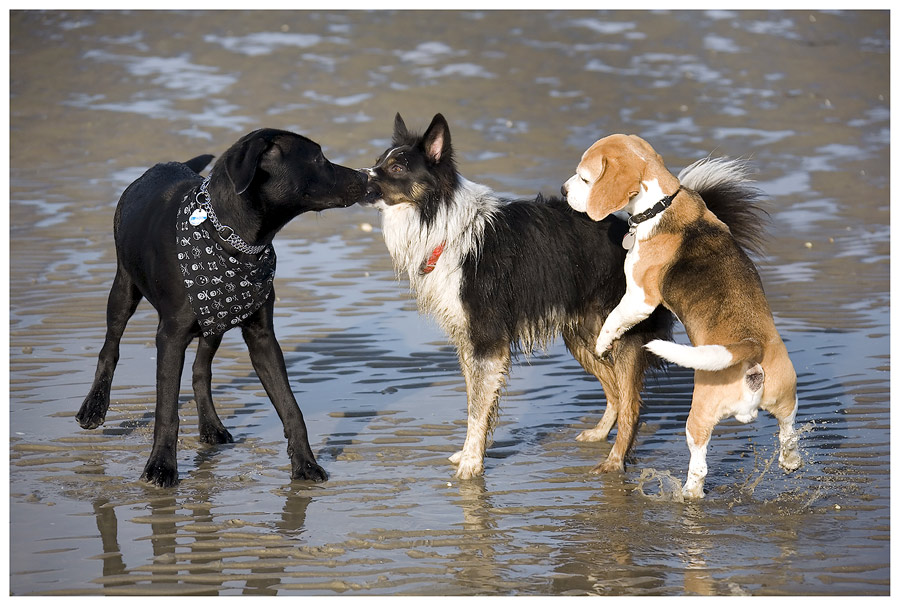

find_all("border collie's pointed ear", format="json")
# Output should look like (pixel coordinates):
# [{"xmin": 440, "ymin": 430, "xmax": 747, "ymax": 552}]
[
  {"xmin": 392, "ymin": 113, "xmax": 409, "ymax": 145},
  {"xmin": 422, "ymin": 113, "xmax": 450, "ymax": 164},
  {"xmin": 585, "ymin": 149, "xmax": 642, "ymax": 221},
  {"xmin": 225, "ymin": 132, "xmax": 270, "ymax": 195}
]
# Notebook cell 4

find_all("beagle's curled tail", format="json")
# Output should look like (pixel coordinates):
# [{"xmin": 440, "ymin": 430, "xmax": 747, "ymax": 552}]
[
  {"xmin": 645, "ymin": 338, "xmax": 763, "ymax": 372},
  {"xmin": 679, "ymin": 156, "xmax": 768, "ymax": 257}
]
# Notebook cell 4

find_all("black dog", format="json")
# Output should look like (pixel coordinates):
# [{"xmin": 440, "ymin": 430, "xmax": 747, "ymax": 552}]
[{"xmin": 77, "ymin": 129, "xmax": 366, "ymax": 487}]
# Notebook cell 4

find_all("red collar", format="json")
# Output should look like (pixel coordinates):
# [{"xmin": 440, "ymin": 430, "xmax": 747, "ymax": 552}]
[{"xmin": 419, "ymin": 242, "xmax": 445, "ymax": 275}]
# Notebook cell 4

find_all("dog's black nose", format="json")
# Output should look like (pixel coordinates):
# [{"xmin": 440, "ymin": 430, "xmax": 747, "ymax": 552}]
[{"xmin": 560, "ymin": 183, "xmax": 568, "ymax": 197}]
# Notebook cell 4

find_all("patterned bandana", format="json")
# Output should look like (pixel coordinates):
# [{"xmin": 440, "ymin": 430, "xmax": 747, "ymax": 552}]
[{"xmin": 176, "ymin": 185, "xmax": 276, "ymax": 337}]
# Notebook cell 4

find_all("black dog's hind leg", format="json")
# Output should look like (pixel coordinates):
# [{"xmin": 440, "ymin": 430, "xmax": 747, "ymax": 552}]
[
  {"xmin": 241, "ymin": 295, "xmax": 327, "ymax": 482},
  {"xmin": 77, "ymin": 269, "xmax": 143, "ymax": 430},
  {"xmin": 192, "ymin": 333, "xmax": 234, "ymax": 445},
  {"xmin": 141, "ymin": 316, "xmax": 195, "ymax": 487}
]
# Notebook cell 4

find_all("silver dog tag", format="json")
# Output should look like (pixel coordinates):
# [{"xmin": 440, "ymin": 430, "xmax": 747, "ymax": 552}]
[
  {"xmin": 622, "ymin": 231, "xmax": 636, "ymax": 250},
  {"xmin": 189, "ymin": 208, "xmax": 208, "ymax": 226}
]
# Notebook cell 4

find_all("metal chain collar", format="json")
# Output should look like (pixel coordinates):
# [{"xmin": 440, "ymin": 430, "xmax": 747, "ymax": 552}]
[{"xmin": 196, "ymin": 176, "xmax": 268, "ymax": 256}]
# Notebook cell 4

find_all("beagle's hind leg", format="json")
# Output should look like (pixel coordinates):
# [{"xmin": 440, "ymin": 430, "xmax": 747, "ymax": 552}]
[
  {"xmin": 762, "ymin": 368, "xmax": 801, "ymax": 473},
  {"xmin": 776, "ymin": 396, "xmax": 801, "ymax": 472}
]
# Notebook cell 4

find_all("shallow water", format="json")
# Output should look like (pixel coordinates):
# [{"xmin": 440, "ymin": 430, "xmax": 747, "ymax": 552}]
[{"xmin": 7, "ymin": 10, "xmax": 890, "ymax": 595}]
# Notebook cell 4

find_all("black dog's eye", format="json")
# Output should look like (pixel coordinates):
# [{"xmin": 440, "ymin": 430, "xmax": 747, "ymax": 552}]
[{"xmin": 389, "ymin": 163, "xmax": 406, "ymax": 174}]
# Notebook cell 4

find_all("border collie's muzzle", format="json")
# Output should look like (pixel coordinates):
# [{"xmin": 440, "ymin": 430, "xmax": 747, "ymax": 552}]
[{"xmin": 360, "ymin": 168, "xmax": 384, "ymax": 206}]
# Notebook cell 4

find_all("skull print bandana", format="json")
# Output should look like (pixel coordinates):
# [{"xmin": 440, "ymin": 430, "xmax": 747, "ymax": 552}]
[{"xmin": 176, "ymin": 186, "xmax": 276, "ymax": 337}]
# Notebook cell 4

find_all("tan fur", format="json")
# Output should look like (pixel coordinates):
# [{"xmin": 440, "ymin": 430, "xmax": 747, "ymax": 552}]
[
  {"xmin": 629, "ymin": 232, "xmax": 680, "ymax": 306},
  {"xmin": 562, "ymin": 326, "xmax": 650, "ymax": 472},
  {"xmin": 574, "ymin": 134, "xmax": 800, "ymax": 498},
  {"xmin": 580, "ymin": 134, "xmax": 679, "ymax": 220}
]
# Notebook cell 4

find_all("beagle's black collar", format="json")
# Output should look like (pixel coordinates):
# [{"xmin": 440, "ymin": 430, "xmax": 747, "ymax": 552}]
[
  {"xmin": 627, "ymin": 186, "xmax": 681, "ymax": 229},
  {"xmin": 622, "ymin": 186, "xmax": 680, "ymax": 251}
]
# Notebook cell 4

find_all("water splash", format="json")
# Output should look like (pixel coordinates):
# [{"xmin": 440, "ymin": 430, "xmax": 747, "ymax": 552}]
[{"xmin": 634, "ymin": 468, "xmax": 686, "ymax": 503}]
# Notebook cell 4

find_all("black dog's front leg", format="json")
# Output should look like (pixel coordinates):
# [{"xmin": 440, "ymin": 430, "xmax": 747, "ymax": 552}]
[
  {"xmin": 242, "ymin": 298, "xmax": 327, "ymax": 482},
  {"xmin": 141, "ymin": 318, "xmax": 194, "ymax": 488}
]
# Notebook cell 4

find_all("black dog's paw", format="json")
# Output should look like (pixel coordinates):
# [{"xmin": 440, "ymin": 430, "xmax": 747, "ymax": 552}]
[
  {"xmin": 141, "ymin": 456, "xmax": 179, "ymax": 488},
  {"xmin": 292, "ymin": 459, "xmax": 328, "ymax": 483},
  {"xmin": 75, "ymin": 391, "xmax": 109, "ymax": 429},
  {"xmin": 199, "ymin": 424, "xmax": 234, "ymax": 445}
]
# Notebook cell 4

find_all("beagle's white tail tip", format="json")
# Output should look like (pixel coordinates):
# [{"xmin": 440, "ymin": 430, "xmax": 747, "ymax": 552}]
[{"xmin": 645, "ymin": 339, "xmax": 734, "ymax": 371}]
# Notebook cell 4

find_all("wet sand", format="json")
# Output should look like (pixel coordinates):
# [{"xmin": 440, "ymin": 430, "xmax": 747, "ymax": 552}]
[{"xmin": 8, "ymin": 10, "xmax": 890, "ymax": 595}]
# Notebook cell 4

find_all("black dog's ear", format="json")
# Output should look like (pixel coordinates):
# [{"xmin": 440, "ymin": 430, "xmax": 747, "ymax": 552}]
[
  {"xmin": 392, "ymin": 113, "xmax": 409, "ymax": 145},
  {"xmin": 225, "ymin": 134, "xmax": 270, "ymax": 195},
  {"xmin": 422, "ymin": 113, "xmax": 450, "ymax": 164}
]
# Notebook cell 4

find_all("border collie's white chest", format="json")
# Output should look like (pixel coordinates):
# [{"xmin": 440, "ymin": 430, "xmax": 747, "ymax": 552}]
[{"xmin": 377, "ymin": 178, "xmax": 499, "ymax": 345}]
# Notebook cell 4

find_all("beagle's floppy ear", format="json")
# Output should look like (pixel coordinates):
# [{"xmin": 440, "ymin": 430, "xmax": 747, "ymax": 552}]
[{"xmin": 585, "ymin": 153, "xmax": 642, "ymax": 221}]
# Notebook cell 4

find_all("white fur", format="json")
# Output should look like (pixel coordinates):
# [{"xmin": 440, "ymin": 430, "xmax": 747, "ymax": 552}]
[
  {"xmin": 451, "ymin": 351, "xmax": 508, "ymax": 479},
  {"xmin": 645, "ymin": 339, "xmax": 735, "ymax": 371},
  {"xmin": 777, "ymin": 396, "xmax": 801, "ymax": 471},
  {"xmin": 594, "ymin": 232, "xmax": 656, "ymax": 356},
  {"xmin": 682, "ymin": 427, "xmax": 708, "ymax": 499},
  {"xmin": 678, "ymin": 156, "xmax": 753, "ymax": 191},
  {"xmin": 563, "ymin": 170, "xmax": 590, "ymax": 213},
  {"xmin": 730, "ymin": 376, "xmax": 763, "ymax": 424},
  {"xmin": 378, "ymin": 177, "xmax": 498, "ymax": 344}
]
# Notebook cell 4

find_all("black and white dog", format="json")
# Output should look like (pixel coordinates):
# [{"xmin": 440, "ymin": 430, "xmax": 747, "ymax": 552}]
[
  {"xmin": 362, "ymin": 113, "xmax": 764, "ymax": 480},
  {"xmin": 77, "ymin": 129, "xmax": 366, "ymax": 487}
]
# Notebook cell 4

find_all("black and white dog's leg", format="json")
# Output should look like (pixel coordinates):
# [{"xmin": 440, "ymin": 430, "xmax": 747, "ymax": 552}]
[
  {"xmin": 77, "ymin": 269, "xmax": 143, "ymax": 430},
  {"xmin": 450, "ymin": 346, "xmax": 511, "ymax": 480},
  {"xmin": 562, "ymin": 328, "xmax": 620, "ymax": 443},
  {"xmin": 192, "ymin": 332, "xmax": 233, "ymax": 445},
  {"xmin": 141, "ymin": 316, "xmax": 195, "ymax": 487},
  {"xmin": 241, "ymin": 295, "xmax": 327, "ymax": 482}
]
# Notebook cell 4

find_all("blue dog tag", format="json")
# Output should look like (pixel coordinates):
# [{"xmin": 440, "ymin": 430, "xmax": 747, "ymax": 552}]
[{"xmin": 189, "ymin": 208, "xmax": 208, "ymax": 226}]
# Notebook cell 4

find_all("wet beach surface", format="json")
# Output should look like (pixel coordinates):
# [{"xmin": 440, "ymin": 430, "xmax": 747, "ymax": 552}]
[{"xmin": 8, "ymin": 10, "xmax": 890, "ymax": 595}]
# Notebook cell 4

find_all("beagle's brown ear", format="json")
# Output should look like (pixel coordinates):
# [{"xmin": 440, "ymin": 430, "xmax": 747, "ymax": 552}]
[{"xmin": 585, "ymin": 155, "xmax": 642, "ymax": 221}]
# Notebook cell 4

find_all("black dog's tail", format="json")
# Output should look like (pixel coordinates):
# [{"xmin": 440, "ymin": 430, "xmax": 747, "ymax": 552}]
[
  {"xmin": 184, "ymin": 154, "xmax": 215, "ymax": 174},
  {"xmin": 679, "ymin": 157, "xmax": 768, "ymax": 257}
]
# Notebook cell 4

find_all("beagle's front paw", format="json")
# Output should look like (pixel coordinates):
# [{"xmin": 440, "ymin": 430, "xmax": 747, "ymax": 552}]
[{"xmin": 594, "ymin": 334, "xmax": 615, "ymax": 361}]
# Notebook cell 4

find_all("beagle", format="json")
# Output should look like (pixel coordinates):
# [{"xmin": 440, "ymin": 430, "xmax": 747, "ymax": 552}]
[{"xmin": 563, "ymin": 134, "xmax": 800, "ymax": 499}]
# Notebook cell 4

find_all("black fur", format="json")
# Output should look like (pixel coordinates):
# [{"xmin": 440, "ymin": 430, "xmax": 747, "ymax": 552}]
[
  {"xmin": 77, "ymin": 129, "xmax": 366, "ymax": 487},
  {"xmin": 677, "ymin": 158, "xmax": 769, "ymax": 257},
  {"xmin": 460, "ymin": 196, "xmax": 663, "ymax": 356},
  {"xmin": 367, "ymin": 113, "xmax": 460, "ymax": 229}
]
